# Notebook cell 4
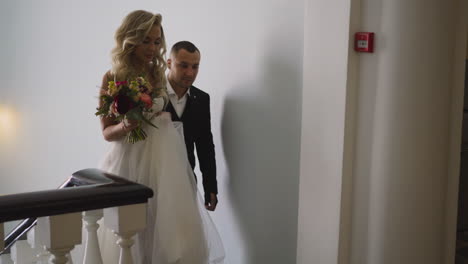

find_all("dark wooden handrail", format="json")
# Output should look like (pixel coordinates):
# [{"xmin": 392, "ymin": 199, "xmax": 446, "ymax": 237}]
[{"xmin": 0, "ymin": 168, "xmax": 154, "ymax": 254}]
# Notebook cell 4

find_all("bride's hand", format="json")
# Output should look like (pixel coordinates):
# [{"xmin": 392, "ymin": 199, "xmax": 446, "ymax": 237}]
[{"xmin": 121, "ymin": 119, "xmax": 139, "ymax": 133}]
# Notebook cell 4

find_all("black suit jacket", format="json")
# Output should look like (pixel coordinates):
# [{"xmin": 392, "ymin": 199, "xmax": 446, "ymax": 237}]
[{"xmin": 166, "ymin": 86, "xmax": 217, "ymax": 198}]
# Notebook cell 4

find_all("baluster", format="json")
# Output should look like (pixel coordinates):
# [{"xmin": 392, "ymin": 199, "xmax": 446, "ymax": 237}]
[
  {"xmin": 104, "ymin": 203, "xmax": 147, "ymax": 264},
  {"xmin": 82, "ymin": 210, "xmax": 103, "ymax": 264},
  {"xmin": 66, "ymin": 253, "xmax": 73, "ymax": 264},
  {"xmin": 26, "ymin": 226, "xmax": 50, "ymax": 263},
  {"xmin": 0, "ymin": 255, "xmax": 13, "ymax": 264},
  {"xmin": 0, "ymin": 225, "xmax": 11, "ymax": 264},
  {"xmin": 36, "ymin": 212, "xmax": 82, "ymax": 264},
  {"xmin": 0, "ymin": 223, "xmax": 3, "ymax": 252},
  {"xmin": 36, "ymin": 245, "xmax": 52, "ymax": 264},
  {"xmin": 11, "ymin": 240, "xmax": 36, "ymax": 263}
]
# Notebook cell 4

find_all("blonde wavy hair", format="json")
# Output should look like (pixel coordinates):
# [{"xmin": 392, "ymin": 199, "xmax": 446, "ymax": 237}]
[{"xmin": 111, "ymin": 10, "xmax": 167, "ymax": 93}]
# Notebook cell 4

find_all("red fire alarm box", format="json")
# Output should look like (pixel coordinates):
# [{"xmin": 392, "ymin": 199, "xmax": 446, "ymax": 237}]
[{"xmin": 355, "ymin": 32, "xmax": 374, "ymax": 53}]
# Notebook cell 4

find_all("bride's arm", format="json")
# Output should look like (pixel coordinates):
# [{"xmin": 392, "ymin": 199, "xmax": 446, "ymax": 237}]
[{"xmin": 99, "ymin": 72, "xmax": 138, "ymax": 141}]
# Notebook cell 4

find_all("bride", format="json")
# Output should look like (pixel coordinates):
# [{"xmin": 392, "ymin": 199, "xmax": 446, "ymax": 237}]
[{"xmin": 96, "ymin": 10, "xmax": 224, "ymax": 264}]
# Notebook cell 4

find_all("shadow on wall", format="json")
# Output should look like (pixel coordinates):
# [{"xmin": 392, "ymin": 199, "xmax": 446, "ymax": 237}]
[{"xmin": 220, "ymin": 46, "xmax": 302, "ymax": 263}]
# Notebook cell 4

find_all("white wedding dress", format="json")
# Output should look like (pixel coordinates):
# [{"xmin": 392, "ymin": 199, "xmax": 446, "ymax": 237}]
[{"xmin": 97, "ymin": 98, "xmax": 225, "ymax": 264}]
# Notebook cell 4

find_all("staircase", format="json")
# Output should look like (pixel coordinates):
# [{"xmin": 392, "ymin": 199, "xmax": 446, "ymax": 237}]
[{"xmin": 0, "ymin": 168, "xmax": 153, "ymax": 264}]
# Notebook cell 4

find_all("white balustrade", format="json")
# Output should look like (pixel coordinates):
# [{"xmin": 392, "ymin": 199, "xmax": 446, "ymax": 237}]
[
  {"xmin": 11, "ymin": 240, "xmax": 36, "ymax": 263},
  {"xmin": 0, "ymin": 223, "xmax": 3, "ymax": 252},
  {"xmin": 26, "ymin": 226, "xmax": 51, "ymax": 263},
  {"xmin": 0, "ymin": 226, "xmax": 10, "ymax": 264},
  {"xmin": 1, "ymin": 205, "xmax": 149, "ymax": 263},
  {"xmin": 82, "ymin": 210, "xmax": 103, "ymax": 264},
  {"xmin": 0, "ymin": 255, "xmax": 12, "ymax": 264},
  {"xmin": 104, "ymin": 203, "xmax": 147, "ymax": 264},
  {"xmin": 36, "ymin": 246, "xmax": 51, "ymax": 264},
  {"xmin": 66, "ymin": 253, "xmax": 73, "ymax": 264},
  {"xmin": 36, "ymin": 212, "xmax": 82, "ymax": 264}
]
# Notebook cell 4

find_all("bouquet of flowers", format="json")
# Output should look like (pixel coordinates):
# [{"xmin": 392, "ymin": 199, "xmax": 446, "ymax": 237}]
[{"xmin": 96, "ymin": 76, "xmax": 159, "ymax": 143}]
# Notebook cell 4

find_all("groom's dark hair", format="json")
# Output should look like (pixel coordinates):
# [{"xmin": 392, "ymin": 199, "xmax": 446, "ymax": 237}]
[{"xmin": 170, "ymin": 41, "xmax": 200, "ymax": 55}]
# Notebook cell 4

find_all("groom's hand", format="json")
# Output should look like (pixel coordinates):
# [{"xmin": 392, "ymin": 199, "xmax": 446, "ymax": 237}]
[{"xmin": 205, "ymin": 193, "xmax": 218, "ymax": 211}]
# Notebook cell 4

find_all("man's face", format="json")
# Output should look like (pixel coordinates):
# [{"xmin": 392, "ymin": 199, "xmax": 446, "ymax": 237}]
[{"xmin": 167, "ymin": 49, "xmax": 200, "ymax": 89}]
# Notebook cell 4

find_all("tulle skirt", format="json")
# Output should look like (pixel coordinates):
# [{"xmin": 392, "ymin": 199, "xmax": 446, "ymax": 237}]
[{"xmin": 98, "ymin": 113, "xmax": 225, "ymax": 264}]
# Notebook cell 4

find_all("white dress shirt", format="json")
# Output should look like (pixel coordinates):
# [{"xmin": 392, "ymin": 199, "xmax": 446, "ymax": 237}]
[{"xmin": 166, "ymin": 81, "xmax": 190, "ymax": 118}]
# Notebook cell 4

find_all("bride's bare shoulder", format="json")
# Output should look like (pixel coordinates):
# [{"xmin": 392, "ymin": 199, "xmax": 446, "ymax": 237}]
[
  {"xmin": 103, "ymin": 70, "xmax": 114, "ymax": 83},
  {"xmin": 100, "ymin": 71, "xmax": 114, "ymax": 92}
]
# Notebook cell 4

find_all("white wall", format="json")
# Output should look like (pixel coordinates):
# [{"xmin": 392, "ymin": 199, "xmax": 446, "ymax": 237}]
[
  {"xmin": 298, "ymin": 0, "xmax": 467, "ymax": 263},
  {"xmin": 0, "ymin": 1, "xmax": 304, "ymax": 263},
  {"xmin": 349, "ymin": 0, "xmax": 466, "ymax": 263}
]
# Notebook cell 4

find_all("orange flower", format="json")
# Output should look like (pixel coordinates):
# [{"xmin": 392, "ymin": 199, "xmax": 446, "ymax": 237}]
[{"xmin": 140, "ymin": 93, "xmax": 153, "ymax": 109}]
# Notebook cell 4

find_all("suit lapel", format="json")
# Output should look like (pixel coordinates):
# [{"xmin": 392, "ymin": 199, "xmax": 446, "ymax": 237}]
[{"xmin": 166, "ymin": 101, "xmax": 181, "ymax": 121}]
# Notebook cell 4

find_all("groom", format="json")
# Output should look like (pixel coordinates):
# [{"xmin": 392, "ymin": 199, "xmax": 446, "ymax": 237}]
[{"xmin": 166, "ymin": 41, "xmax": 218, "ymax": 211}]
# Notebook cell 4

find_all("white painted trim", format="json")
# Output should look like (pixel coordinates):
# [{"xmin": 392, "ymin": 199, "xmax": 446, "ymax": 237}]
[
  {"xmin": 297, "ymin": 0, "xmax": 353, "ymax": 263},
  {"xmin": 338, "ymin": 0, "xmax": 362, "ymax": 263}
]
